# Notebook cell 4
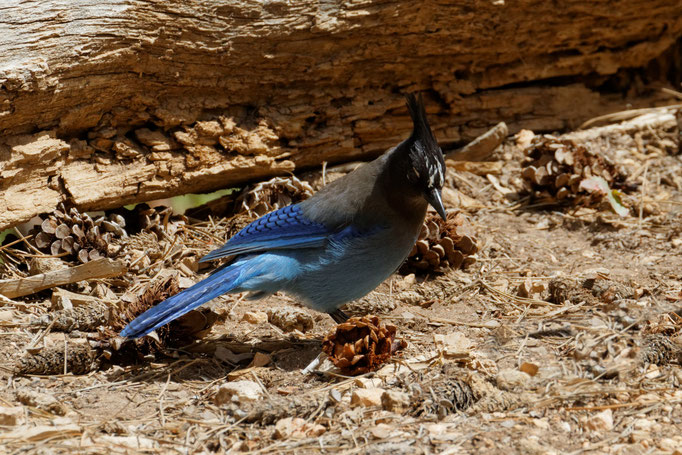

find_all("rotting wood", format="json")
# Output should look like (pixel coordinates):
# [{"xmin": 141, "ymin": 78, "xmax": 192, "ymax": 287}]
[
  {"xmin": 0, "ymin": 258, "xmax": 126, "ymax": 299},
  {"xmin": 0, "ymin": 1, "xmax": 681, "ymax": 231}
]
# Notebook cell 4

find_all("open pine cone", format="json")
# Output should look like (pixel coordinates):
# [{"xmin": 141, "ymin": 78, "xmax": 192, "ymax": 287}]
[
  {"xmin": 30, "ymin": 203, "xmax": 126, "ymax": 263},
  {"xmin": 403, "ymin": 212, "xmax": 477, "ymax": 274},
  {"xmin": 521, "ymin": 135, "xmax": 623, "ymax": 205},
  {"xmin": 237, "ymin": 176, "xmax": 314, "ymax": 218},
  {"xmin": 322, "ymin": 316, "xmax": 406, "ymax": 375}
]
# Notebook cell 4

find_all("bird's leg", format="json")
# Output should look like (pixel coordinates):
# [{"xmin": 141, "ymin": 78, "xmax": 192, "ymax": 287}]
[{"xmin": 329, "ymin": 309, "xmax": 350, "ymax": 323}]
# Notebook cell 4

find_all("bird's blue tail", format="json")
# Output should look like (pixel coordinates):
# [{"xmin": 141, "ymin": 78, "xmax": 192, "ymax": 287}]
[{"xmin": 120, "ymin": 265, "xmax": 242, "ymax": 339}]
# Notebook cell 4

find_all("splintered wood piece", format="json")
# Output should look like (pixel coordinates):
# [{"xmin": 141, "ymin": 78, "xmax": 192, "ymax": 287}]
[
  {"xmin": 447, "ymin": 122, "xmax": 508, "ymax": 161},
  {"xmin": 0, "ymin": 258, "xmax": 126, "ymax": 298}
]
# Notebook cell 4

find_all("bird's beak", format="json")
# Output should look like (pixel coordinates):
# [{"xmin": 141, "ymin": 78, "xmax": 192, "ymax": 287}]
[{"xmin": 426, "ymin": 188, "xmax": 447, "ymax": 220}]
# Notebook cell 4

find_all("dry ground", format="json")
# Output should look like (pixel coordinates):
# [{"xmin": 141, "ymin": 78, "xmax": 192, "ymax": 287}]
[{"xmin": 0, "ymin": 107, "xmax": 681, "ymax": 454}]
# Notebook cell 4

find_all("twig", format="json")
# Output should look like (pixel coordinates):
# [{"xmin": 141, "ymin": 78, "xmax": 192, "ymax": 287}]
[
  {"xmin": 25, "ymin": 318, "xmax": 56, "ymax": 353},
  {"xmin": 447, "ymin": 122, "xmax": 508, "ymax": 161},
  {"xmin": 661, "ymin": 87, "xmax": 682, "ymax": 100},
  {"xmin": 579, "ymin": 104, "xmax": 682, "ymax": 129},
  {"xmin": 0, "ymin": 258, "xmax": 126, "ymax": 298},
  {"xmin": 251, "ymin": 370, "xmax": 272, "ymax": 400},
  {"xmin": 638, "ymin": 160, "xmax": 650, "ymax": 233}
]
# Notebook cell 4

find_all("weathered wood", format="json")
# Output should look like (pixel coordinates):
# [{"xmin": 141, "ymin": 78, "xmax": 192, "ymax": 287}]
[
  {"xmin": 564, "ymin": 107, "xmax": 681, "ymax": 143},
  {"xmin": 1, "ymin": 0, "xmax": 681, "ymax": 230},
  {"xmin": 0, "ymin": 258, "xmax": 126, "ymax": 298},
  {"xmin": 448, "ymin": 123, "xmax": 508, "ymax": 161}
]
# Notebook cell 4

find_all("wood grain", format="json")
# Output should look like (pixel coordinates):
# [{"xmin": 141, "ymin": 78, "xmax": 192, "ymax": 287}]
[
  {"xmin": 1, "ymin": 0, "xmax": 680, "ymax": 230},
  {"xmin": 0, "ymin": 258, "xmax": 126, "ymax": 298}
]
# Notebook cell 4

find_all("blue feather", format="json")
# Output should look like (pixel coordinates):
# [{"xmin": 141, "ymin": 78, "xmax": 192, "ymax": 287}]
[
  {"xmin": 120, "ymin": 93, "xmax": 444, "ymax": 340},
  {"xmin": 200, "ymin": 205, "xmax": 331, "ymax": 262},
  {"xmin": 120, "ymin": 266, "xmax": 242, "ymax": 339}
]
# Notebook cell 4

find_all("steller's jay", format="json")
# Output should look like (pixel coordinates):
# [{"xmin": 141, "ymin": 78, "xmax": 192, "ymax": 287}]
[{"xmin": 121, "ymin": 93, "xmax": 446, "ymax": 339}]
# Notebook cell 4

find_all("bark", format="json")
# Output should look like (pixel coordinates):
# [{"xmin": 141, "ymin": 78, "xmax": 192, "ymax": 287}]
[{"xmin": 1, "ymin": 0, "xmax": 681, "ymax": 230}]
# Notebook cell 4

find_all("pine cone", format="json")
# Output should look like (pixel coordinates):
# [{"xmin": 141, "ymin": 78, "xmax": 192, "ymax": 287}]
[
  {"xmin": 640, "ymin": 334, "xmax": 682, "ymax": 366},
  {"xmin": 31, "ymin": 203, "xmax": 127, "ymax": 263},
  {"xmin": 410, "ymin": 377, "xmax": 476, "ymax": 418},
  {"xmin": 236, "ymin": 176, "xmax": 314, "ymax": 218},
  {"xmin": 135, "ymin": 205, "xmax": 174, "ymax": 238},
  {"xmin": 403, "ymin": 212, "xmax": 477, "ymax": 274},
  {"xmin": 322, "ymin": 316, "xmax": 406, "ymax": 375},
  {"xmin": 521, "ymin": 135, "xmax": 622, "ymax": 205}
]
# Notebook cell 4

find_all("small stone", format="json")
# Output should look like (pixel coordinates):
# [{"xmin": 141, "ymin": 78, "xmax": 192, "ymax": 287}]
[
  {"xmin": 583, "ymin": 409, "xmax": 613, "ymax": 432},
  {"xmin": 214, "ymin": 380, "xmax": 263, "ymax": 405},
  {"xmin": 483, "ymin": 320, "xmax": 501, "ymax": 329},
  {"xmin": 242, "ymin": 311, "xmax": 268, "ymax": 325},
  {"xmin": 433, "ymin": 332, "xmax": 473, "ymax": 356},
  {"xmin": 351, "ymin": 388, "xmax": 385, "ymax": 407},
  {"xmin": 353, "ymin": 377, "xmax": 382, "ymax": 389},
  {"xmin": 0, "ymin": 406, "xmax": 25, "ymax": 426},
  {"xmin": 273, "ymin": 417, "xmax": 325, "ymax": 439},
  {"xmin": 381, "ymin": 390, "xmax": 410, "ymax": 413},
  {"xmin": 274, "ymin": 417, "xmax": 305, "ymax": 439},
  {"xmin": 495, "ymin": 368, "xmax": 531, "ymax": 391},
  {"xmin": 267, "ymin": 307, "xmax": 314, "ymax": 333}
]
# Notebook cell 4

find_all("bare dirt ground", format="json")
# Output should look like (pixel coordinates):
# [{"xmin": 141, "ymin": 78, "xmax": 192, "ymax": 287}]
[{"xmin": 0, "ymin": 107, "xmax": 681, "ymax": 454}]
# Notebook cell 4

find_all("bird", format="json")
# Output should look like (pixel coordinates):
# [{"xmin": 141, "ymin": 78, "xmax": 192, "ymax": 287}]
[{"xmin": 121, "ymin": 93, "xmax": 446, "ymax": 339}]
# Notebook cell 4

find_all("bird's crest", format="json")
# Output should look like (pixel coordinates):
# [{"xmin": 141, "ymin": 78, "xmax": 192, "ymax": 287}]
[{"xmin": 404, "ymin": 93, "xmax": 445, "ymax": 190}]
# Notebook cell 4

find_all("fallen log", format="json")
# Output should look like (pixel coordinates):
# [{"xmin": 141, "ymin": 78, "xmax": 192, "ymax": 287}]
[{"xmin": 1, "ymin": 0, "xmax": 681, "ymax": 230}]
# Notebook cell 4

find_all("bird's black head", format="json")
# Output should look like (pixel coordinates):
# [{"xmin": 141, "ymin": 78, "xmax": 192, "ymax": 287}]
[{"xmin": 403, "ymin": 93, "xmax": 447, "ymax": 220}]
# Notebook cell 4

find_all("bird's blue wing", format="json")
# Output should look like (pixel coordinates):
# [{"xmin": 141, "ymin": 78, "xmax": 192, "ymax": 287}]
[{"xmin": 199, "ymin": 204, "xmax": 332, "ymax": 262}]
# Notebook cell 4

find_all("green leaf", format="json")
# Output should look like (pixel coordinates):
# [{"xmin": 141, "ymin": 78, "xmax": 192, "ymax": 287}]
[{"xmin": 579, "ymin": 176, "xmax": 629, "ymax": 217}]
